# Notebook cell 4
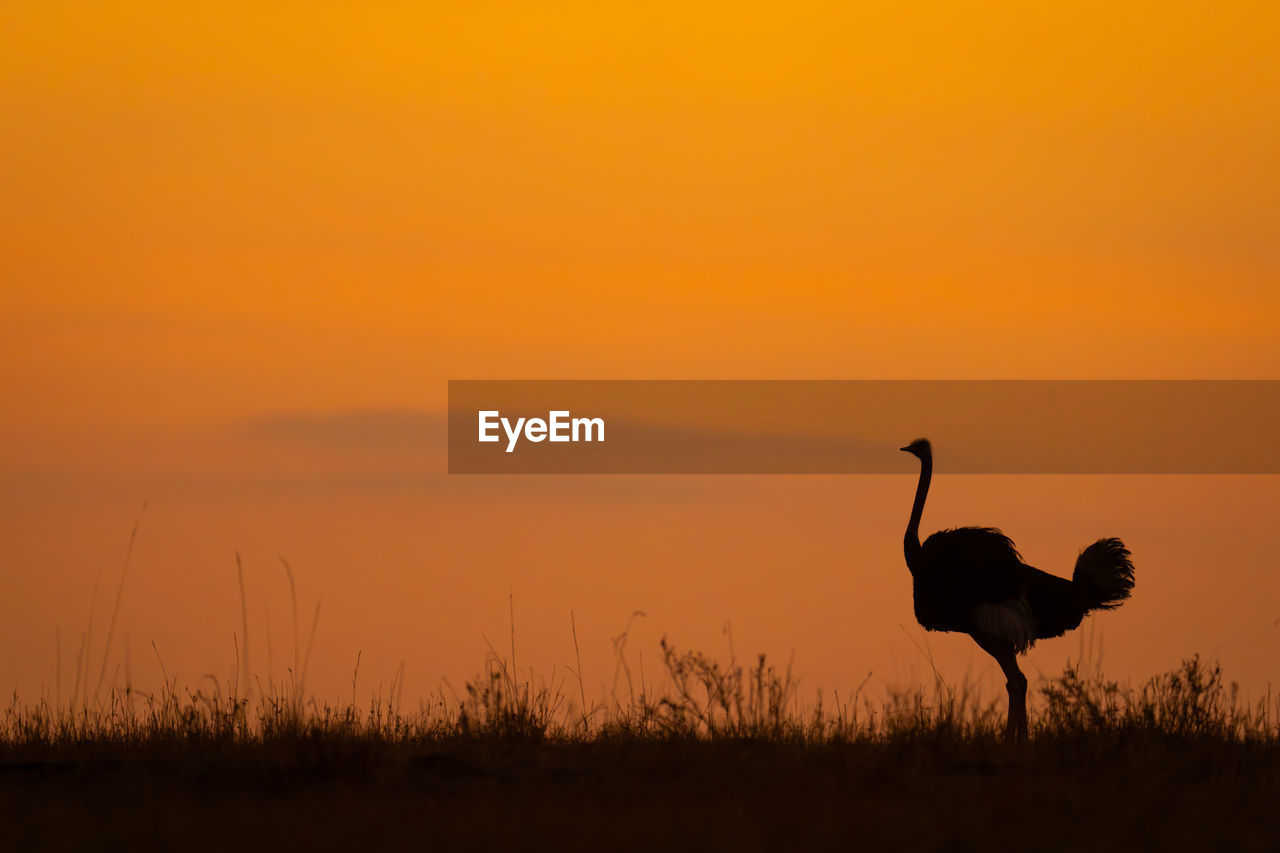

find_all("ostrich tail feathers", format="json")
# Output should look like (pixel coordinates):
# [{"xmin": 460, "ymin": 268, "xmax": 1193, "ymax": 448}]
[{"xmin": 1073, "ymin": 537, "xmax": 1135, "ymax": 611}]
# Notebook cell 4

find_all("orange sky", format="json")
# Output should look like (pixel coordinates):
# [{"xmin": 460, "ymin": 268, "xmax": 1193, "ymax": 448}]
[{"xmin": 1, "ymin": 4, "xmax": 1278, "ymax": 709}]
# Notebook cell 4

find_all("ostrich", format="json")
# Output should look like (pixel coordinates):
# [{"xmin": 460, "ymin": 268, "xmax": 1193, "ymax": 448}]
[{"xmin": 900, "ymin": 438, "xmax": 1134, "ymax": 740}]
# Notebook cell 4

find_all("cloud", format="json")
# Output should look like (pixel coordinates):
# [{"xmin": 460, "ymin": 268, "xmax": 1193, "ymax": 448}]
[{"xmin": 243, "ymin": 409, "xmax": 447, "ymax": 455}]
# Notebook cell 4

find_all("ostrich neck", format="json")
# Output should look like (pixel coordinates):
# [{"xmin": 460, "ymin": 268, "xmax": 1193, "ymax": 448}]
[{"xmin": 904, "ymin": 451, "xmax": 932, "ymax": 573}]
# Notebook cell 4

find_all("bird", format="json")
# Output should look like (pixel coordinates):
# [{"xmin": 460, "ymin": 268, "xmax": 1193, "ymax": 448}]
[{"xmin": 899, "ymin": 438, "xmax": 1134, "ymax": 740}]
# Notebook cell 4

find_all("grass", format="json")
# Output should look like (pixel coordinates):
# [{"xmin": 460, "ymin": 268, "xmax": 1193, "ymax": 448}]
[
  {"xmin": 2, "ymin": 634, "xmax": 1278, "ymax": 851},
  {"xmin": 5, "ymin": 637, "xmax": 1276, "ymax": 750},
  {"xmin": 5, "ymin": 523, "xmax": 1276, "ymax": 850}
]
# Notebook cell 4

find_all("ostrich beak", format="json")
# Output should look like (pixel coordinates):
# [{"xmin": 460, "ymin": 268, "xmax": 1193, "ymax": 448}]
[{"xmin": 899, "ymin": 446, "xmax": 911, "ymax": 452}]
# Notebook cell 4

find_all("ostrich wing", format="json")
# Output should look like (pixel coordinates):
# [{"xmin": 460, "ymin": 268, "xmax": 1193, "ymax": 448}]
[
  {"xmin": 919, "ymin": 526, "xmax": 1026, "ymax": 604},
  {"xmin": 917, "ymin": 527, "xmax": 1036, "ymax": 644}
]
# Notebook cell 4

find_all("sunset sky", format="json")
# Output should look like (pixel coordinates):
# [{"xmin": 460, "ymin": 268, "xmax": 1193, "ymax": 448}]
[{"xmin": 1, "ymin": 3, "xmax": 1277, "ymax": 709}]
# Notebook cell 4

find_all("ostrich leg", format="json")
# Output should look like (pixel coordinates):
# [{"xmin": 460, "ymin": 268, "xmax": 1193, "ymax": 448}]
[{"xmin": 972, "ymin": 633, "xmax": 1029, "ymax": 741}]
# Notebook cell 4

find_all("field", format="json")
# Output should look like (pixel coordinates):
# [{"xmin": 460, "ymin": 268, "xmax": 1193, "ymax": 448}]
[{"xmin": 3, "ymin": 638, "xmax": 1277, "ymax": 852}]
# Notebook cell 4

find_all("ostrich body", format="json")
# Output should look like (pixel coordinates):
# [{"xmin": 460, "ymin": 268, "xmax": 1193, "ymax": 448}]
[{"xmin": 900, "ymin": 438, "xmax": 1134, "ymax": 739}]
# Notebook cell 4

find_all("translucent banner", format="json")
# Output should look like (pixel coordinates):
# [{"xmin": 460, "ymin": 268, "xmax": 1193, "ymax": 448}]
[{"xmin": 447, "ymin": 380, "xmax": 1280, "ymax": 474}]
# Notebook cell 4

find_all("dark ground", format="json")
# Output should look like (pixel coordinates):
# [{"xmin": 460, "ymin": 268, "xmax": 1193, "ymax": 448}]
[{"xmin": 4, "ymin": 736, "xmax": 1276, "ymax": 852}]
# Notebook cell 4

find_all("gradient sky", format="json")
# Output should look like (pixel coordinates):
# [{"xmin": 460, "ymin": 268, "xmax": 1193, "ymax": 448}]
[{"xmin": 2, "ymin": 4, "xmax": 1278, "ymax": 710}]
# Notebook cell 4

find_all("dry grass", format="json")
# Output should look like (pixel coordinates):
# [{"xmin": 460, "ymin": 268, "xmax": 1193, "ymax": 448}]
[
  {"xmin": 4, "ymin": 528, "xmax": 1276, "ymax": 850},
  {"xmin": 5, "ymin": 632, "xmax": 1276, "ymax": 753},
  {"xmin": 2, "ymin": 634, "xmax": 1277, "ymax": 853}
]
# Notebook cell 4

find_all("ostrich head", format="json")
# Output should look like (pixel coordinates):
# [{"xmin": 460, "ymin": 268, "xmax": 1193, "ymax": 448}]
[{"xmin": 899, "ymin": 438, "xmax": 931, "ymax": 458}]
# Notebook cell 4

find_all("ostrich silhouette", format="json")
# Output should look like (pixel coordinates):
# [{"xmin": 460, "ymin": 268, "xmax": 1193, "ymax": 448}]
[{"xmin": 900, "ymin": 438, "xmax": 1135, "ymax": 740}]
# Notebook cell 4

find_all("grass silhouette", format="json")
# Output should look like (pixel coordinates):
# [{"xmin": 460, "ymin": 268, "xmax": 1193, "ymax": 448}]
[
  {"xmin": 2, "ymin": 632, "xmax": 1277, "ymax": 852},
  {"xmin": 4, "ymin": 536, "xmax": 1276, "ymax": 851},
  {"xmin": 5, "ymin": 635, "xmax": 1276, "ymax": 748}
]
